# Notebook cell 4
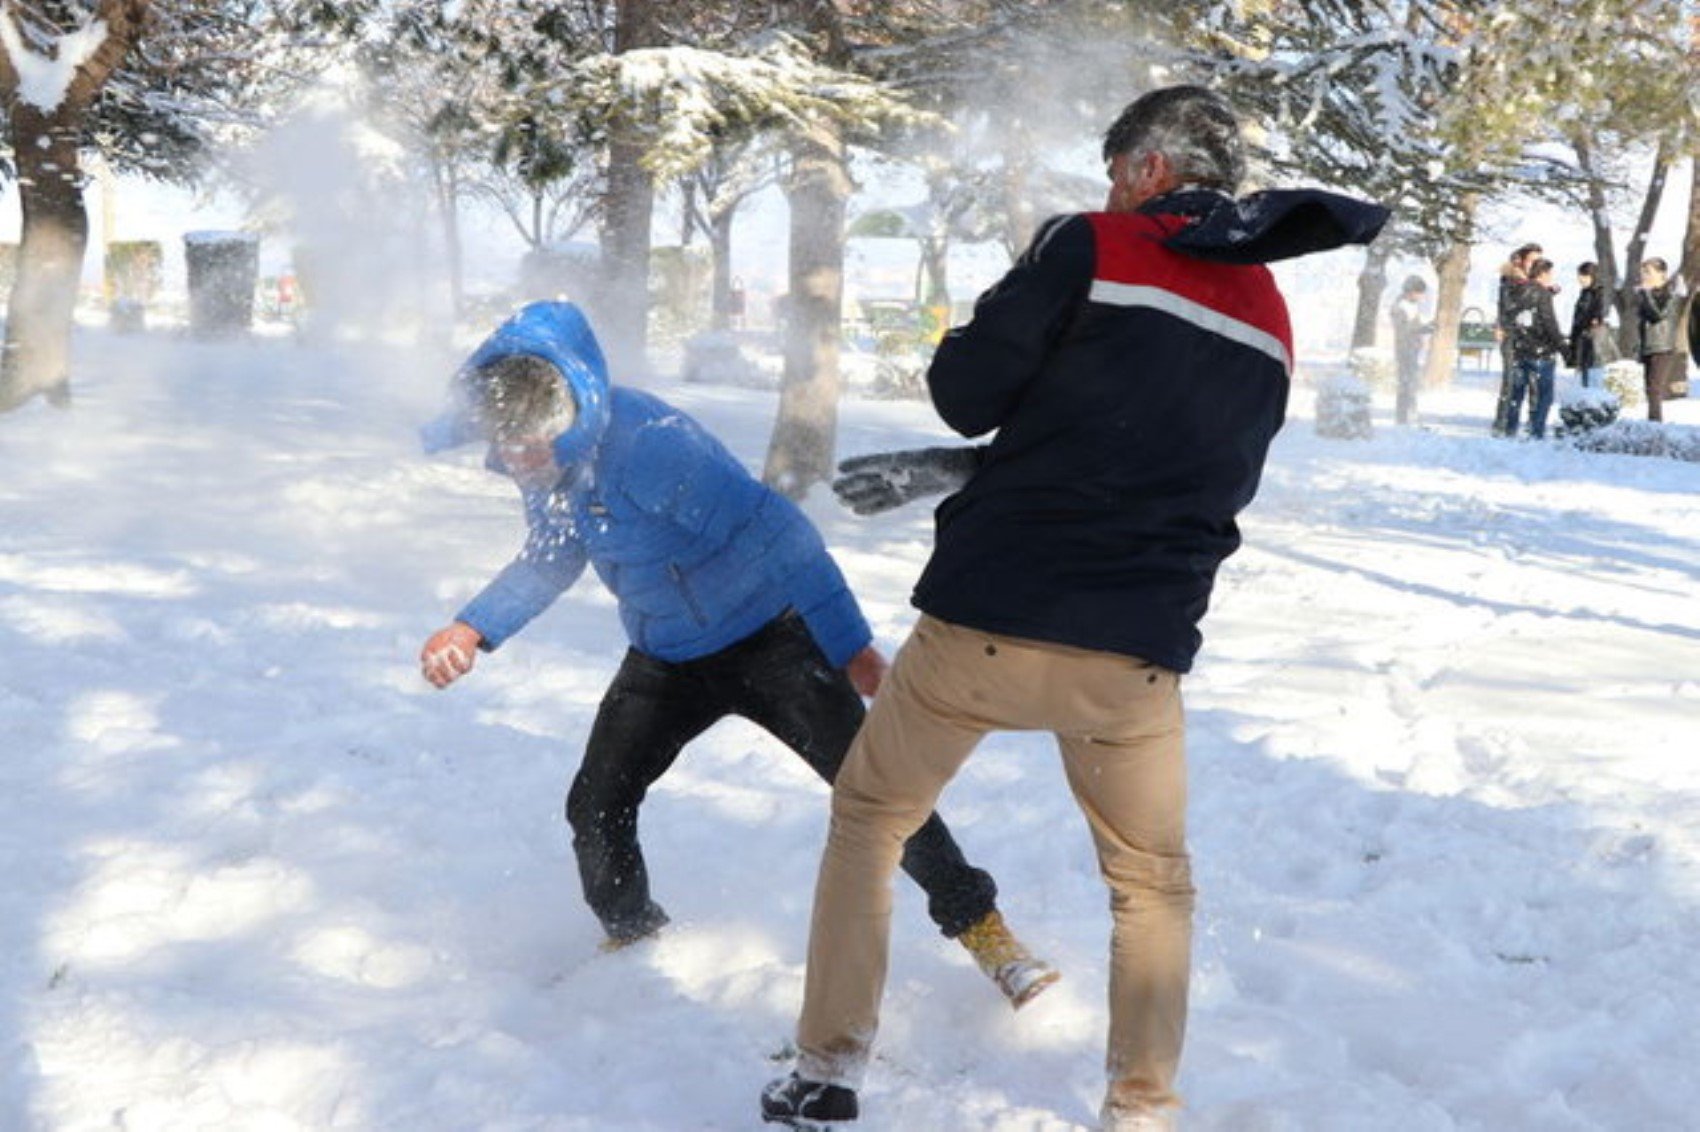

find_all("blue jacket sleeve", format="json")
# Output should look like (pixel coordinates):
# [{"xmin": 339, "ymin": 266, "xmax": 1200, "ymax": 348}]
[
  {"xmin": 455, "ymin": 494, "xmax": 589, "ymax": 650},
  {"xmin": 797, "ymin": 581, "xmax": 871, "ymax": 668},
  {"xmin": 926, "ymin": 214, "xmax": 1094, "ymax": 437},
  {"xmin": 787, "ymin": 526, "xmax": 872, "ymax": 668}
]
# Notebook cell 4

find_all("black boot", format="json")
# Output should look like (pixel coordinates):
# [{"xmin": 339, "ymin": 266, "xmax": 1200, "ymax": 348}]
[
  {"xmin": 598, "ymin": 901, "xmax": 669, "ymax": 951},
  {"xmin": 760, "ymin": 1072, "xmax": 858, "ymax": 1127}
]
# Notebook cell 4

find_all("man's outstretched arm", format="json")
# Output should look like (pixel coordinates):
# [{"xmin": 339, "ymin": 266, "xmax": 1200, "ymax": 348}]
[{"xmin": 831, "ymin": 445, "xmax": 986, "ymax": 515}]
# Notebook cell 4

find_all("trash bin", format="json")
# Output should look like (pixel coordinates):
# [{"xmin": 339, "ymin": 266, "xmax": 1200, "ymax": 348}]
[
  {"xmin": 106, "ymin": 239, "xmax": 161, "ymax": 333},
  {"xmin": 184, "ymin": 231, "xmax": 259, "ymax": 337}
]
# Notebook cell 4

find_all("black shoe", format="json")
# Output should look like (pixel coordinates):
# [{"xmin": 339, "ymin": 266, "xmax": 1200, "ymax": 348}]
[
  {"xmin": 760, "ymin": 1073, "xmax": 858, "ymax": 1127},
  {"xmin": 599, "ymin": 902, "xmax": 669, "ymax": 951}
]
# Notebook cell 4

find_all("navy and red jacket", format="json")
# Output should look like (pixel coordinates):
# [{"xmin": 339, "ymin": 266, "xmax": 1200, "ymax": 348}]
[{"xmin": 913, "ymin": 187, "xmax": 1384, "ymax": 673}]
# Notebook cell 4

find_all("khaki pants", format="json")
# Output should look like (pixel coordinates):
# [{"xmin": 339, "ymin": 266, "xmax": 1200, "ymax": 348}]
[{"xmin": 797, "ymin": 615, "xmax": 1193, "ymax": 1115}]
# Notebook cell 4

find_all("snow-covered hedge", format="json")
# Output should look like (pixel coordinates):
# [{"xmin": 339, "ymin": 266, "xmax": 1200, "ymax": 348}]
[
  {"xmin": 1553, "ymin": 385, "xmax": 1700, "ymax": 461},
  {"xmin": 1556, "ymin": 387, "xmax": 1620, "ymax": 436},
  {"xmin": 1571, "ymin": 420, "xmax": 1700, "ymax": 462},
  {"xmin": 1315, "ymin": 372, "xmax": 1373, "ymax": 439}
]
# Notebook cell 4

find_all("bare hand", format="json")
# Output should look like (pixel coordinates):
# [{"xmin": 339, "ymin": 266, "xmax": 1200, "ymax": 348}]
[
  {"xmin": 846, "ymin": 645, "xmax": 888, "ymax": 698},
  {"xmin": 421, "ymin": 621, "xmax": 483, "ymax": 688}
]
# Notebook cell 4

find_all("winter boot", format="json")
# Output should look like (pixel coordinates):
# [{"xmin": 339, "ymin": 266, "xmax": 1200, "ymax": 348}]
[
  {"xmin": 597, "ymin": 902, "xmax": 669, "ymax": 952},
  {"xmin": 958, "ymin": 910, "xmax": 1059, "ymax": 1009},
  {"xmin": 760, "ymin": 1072, "xmax": 858, "ymax": 1128}
]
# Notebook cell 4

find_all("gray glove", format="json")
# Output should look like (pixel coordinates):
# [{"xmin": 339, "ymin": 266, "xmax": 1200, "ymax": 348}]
[{"xmin": 832, "ymin": 446, "xmax": 984, "ymax": 515}]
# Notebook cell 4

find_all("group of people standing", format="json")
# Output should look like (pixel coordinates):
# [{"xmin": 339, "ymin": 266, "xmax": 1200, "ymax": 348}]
[
  {"xmin": 1492, "ymin": 242, "xmax": 1687, "ymax": 436},
  {"xmin": 1392, "ymin": 243, "xmax": 1689, "ymax": 437}
]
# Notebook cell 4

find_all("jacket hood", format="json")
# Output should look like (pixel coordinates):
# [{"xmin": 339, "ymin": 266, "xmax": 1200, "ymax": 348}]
[
  {"xmin": 1151, "ymin": 187, "xmax": 1389, "ymax": 265},
  {"xmin": 420, "ymin": 301, "xmax": 611, "ymax": 471}
]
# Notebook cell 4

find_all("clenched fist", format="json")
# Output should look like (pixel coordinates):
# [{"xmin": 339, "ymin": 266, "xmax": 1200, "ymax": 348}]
[
  {"xmin": 845, "ymin": 645, "xmax": 888, "ymax": 698},
  {"xmin": 421, "ymin": 621, "xmax": 483, "ymax": 688}
]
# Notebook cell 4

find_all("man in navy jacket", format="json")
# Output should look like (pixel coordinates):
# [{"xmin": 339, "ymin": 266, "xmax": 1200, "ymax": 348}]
[
  {"xmin": 418, "ymin": 302, "xmax": 1051, "ymax": 1000},
  {"xmin": 764, "ymin": 87, "xmax": 1386, "ymax": 1131}
]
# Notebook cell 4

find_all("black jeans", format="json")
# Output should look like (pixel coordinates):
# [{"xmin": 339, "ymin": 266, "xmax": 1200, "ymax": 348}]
[{"xmin": 565, "ymin": 612, "xmax": 998, "ymax": 941}]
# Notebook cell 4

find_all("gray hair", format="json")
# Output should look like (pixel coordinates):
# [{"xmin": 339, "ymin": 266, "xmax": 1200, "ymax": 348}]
[{"xmin": 1101, "ymin": 85, "xmax": 1245, "ymax": 193}]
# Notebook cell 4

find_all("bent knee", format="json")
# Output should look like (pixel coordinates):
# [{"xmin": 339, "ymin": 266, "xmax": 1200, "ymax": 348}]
[
  {"xmin": 565, "ymin": 777, "xmax": 637, "ymax": 834},
  {"xmin": 1102, "ymin": 845, "xmax": 1195, "ymax": 901}
]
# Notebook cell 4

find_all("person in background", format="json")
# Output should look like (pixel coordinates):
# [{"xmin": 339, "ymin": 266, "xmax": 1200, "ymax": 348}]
[
  {"xmin": 417, "ymin": 300, "xmax": 1053, "ymax": 1001},
  {"xmin": 1507, "ymin": 258, "xmax": 1567, "ymax": 439},
  {"xmin": 1493, "ymin": 242, "xmax": 1542, "ymax": 435},
  {"xmin": 1389, "ymin": 274, "xmax": 1432, "ymax": 425},
  {"xmin": 761, "ymin": 85, "xmax": 1386, "ymax": 1132},
  {"xmin": 1635, "ymin": 258, "xmax": 1683, "ymax": 422},
  {"xmin": 1568, "ymin": 262, "xmax": 1609, "ymax": 389}
]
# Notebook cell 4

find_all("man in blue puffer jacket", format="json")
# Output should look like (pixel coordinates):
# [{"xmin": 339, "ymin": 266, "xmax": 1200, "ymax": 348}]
[{"xmin": 417, "ymin": 301, "xmax": 1053, "ymax": 1001}]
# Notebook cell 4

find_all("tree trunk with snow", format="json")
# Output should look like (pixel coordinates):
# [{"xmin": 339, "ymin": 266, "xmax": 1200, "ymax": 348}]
[
  {"xmin": 0, "ymin": 1, "xmax": 148, "ymax": 412},
  {"xmin": 762, "ymin": 116, "xmax": 849, "ymax": 498},
  {"xmin": 2, "ymin": 104, "xmax": 88, "ymax": 409}
]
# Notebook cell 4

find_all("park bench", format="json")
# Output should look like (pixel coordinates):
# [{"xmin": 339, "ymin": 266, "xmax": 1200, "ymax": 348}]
[{"xmin": 1457, "ymin": 305, "xmax": 1498, "ymax": 371}]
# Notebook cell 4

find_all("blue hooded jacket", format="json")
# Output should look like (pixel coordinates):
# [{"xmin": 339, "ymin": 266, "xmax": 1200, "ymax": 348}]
[{"xmin": 424, "ymin": 301, "xmax": 870, "ymax": 667}]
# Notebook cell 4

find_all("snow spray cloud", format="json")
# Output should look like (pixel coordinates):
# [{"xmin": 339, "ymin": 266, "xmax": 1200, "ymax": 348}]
[
  {"xmin": 879, "ymin": 15, "xmax": 1190, "ymax": 258},
  {"xmin": 241, "ymin": 63, "xmax": 446, "ymax": 345}
]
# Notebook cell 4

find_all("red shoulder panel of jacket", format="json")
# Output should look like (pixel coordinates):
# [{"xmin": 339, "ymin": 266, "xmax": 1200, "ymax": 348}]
[{"xmin": 1084, "ymin": 211, "xmax": 1294, "ymax": 372}]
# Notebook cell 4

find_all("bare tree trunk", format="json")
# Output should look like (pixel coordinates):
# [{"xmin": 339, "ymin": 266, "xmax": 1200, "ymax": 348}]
[
  {"xmin": 1681, "ymin": 155, "xmax": 1700, "ymax": 297},
  {"xmin": 1423, "ymin": 235, "xmax": 1473, "ymax": 391},
  {"xmin": 1351, "ymin": 240, "xmax": 1391, "ymax": 350},
  {"xmin": 435, "ymin": 159, "xmax": 465, "ymax": 318},
  {"xmin": 596, "ymin": 0, "xmax": 660, "ymax": 377},
  {"xmin": 1616, "ymin": 139, "xmax": 1674, "ymax": 351},
  {"xmin": 918, "ymin": 233, "xmax": 951, "ymax": 341},
  {"xmin": 1571, "ymin": 132, "xmax": 1619, "ymax": 300},
  {"xmin": 919, "ymin": 233, "xmax": 949, "ymax": 303},
  {"xmin": 1680, "ymin": 156, "xmax": 1700, "ymax": 368},
  {"xmin": 763, "ymin": 116, "xmax": 849, "ymax": 498},
  {"xmin": 599, "ymin": 134, "xmax": 656, "ymax": 375},
  {"xmin": 708, "ymin": 206, "xmax": 735, "ymax": 332},
  {"xmin": 999, "ymin": 125, "xmax": 1038, "ymax": 259}
]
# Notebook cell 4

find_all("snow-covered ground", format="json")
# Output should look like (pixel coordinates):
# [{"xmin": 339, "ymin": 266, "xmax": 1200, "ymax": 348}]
[{"xmin": 2, "ymin": 323, "xmax": 1697, "ymax": 1131}]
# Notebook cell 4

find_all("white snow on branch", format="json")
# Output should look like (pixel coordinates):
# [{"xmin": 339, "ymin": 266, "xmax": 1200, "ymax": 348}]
[
  {"xmin": 552, "ymin": 36, "xmax": 930, "ymax": 180},
  {"xmin": 0, "ymin": 7, "xmax": 110, "ymax": 113}
]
